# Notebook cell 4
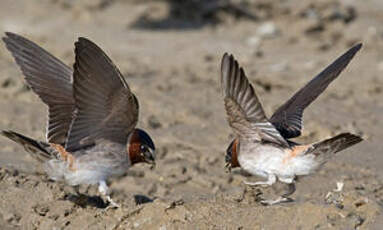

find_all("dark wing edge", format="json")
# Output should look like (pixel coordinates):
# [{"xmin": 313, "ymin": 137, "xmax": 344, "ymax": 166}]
[
  {"xmin": 2, "ymin": 32, "xmax": 75, "ymax": 145},
  {"xmin": 270, "ymin": 43, "xmax": 362, "ymax": 139},
  {"xmin": 221, "ymin": 53, "xmax": 289, "ymax": 147},
  {"xmin": 65, "ymin": 37, "xmax": 139, "ymax": 152}
]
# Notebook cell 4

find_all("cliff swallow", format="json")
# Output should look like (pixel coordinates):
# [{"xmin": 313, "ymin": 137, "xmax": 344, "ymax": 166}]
[
  {"xmin": 222, "ymin": 44, "xmax": 363, "ymax": 205},
  {"xmin": 1, "ymin": 32, "xmax": 155, "ymax": 208}
]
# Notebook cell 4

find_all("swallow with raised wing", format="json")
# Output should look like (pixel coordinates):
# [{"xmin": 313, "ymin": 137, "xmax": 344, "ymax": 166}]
[
  {"xmin": 222, "ymin": 44, "xmax": 363, "ymax": 205},
  {"xmin": 1, "ymin": 32, "xmax": 155, "ymax": 208}
]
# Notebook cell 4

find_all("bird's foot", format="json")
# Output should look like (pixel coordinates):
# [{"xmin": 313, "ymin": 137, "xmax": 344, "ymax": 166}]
[
  {"xmin": 243, "ymin": 175, "xmax": 276, "ymax": 188},
  {"xmin": 260, "ymin": 196, "xmax": 294, "ymax": 206},
  {"xmin": 105, "ymin": 195, "xmax": 120, "ymax": 210},
  {"xmin": 96, "ymin": 196, "xmax": 120, "ymax": 216},
  {"xmin": 243, "ymin": 180, "xmax": 271, "ymax": 188},
  {"xmin": 98, "ymin": 180, "xmax": 120, "ymax": 210}
]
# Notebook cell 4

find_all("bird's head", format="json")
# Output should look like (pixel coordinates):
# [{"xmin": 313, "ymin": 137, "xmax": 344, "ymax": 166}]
[{"xmin": 127, "ymin": 128, "xmax": 156, "ymax": 167}]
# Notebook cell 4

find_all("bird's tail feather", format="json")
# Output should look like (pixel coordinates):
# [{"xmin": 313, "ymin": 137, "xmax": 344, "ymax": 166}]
[
  {"xmin": 1, "ymin": 130, "xmax": 54, "ymax": 162},
  {"xmin": 308, "ymin": 133, "xmax": 363, "ymax": 161}
]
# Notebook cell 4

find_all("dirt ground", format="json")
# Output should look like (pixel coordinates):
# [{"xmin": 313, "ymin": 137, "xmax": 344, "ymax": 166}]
[{"xmin": 0, "ymin": 0, "xmax": 382, "ymax": 229}]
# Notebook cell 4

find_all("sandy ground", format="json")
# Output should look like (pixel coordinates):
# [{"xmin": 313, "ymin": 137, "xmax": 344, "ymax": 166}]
[{"xmin": 0, "ymin": 0, "xmax": 382, "ymax": 229}]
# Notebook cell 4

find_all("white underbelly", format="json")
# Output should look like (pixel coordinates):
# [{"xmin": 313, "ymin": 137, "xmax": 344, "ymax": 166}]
[
  {"xmin": 238, "ymin": 145, "xmax": 318, "ymax": 179},
  {"xmin": 45, "ymin": 158, "xmax": 129, "ymax": 186}
]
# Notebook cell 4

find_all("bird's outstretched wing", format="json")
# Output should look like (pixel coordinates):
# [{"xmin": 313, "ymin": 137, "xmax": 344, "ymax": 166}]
[
  {"xmin": 3, "ymin": 32, "xmax": 75, "ymax": 145},
  {"xmin": 221, "ymin": 53, "xmax": 289, "ymax": 147},
  {"xmin": 65, "ymin": 38, "xmax": 139, "ymax": 152},
  {"xmin": 270, "ymin": 43, "xmax": 362, "ymax": 139}
]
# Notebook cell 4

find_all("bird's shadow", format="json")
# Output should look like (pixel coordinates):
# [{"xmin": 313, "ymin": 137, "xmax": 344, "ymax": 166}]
[
  {"xmin": 130, "ymin": 0, "xmax": 258, "ymax": 30},
  {"xmin": 63, "ymin": 194, "xmax": 155, "ymax": 208},
  {"xmin": 64, "ymin": 194, "xmax": 108, "ymax": 209},
  {"xmin": 134, "ymin": 194, "xmax": 155, "ymax": 205}
]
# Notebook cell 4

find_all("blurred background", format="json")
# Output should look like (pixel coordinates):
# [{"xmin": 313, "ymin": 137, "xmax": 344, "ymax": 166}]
[{"xmin": 0, "ymin": 0, "xmax": 382, "ymax": 229}]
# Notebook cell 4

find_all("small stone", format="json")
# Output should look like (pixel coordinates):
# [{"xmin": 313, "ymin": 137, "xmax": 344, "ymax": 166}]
[
  {"xmin": 269, "ymin": 61, "xmax": 289, "ymax": 72},
  {"xmin": 354, "ymin": 198, "xmax": 368, "ymax": 208},
  {"xmin": 334, "ymin": 182, "xmax": 344, "ymax": 192},
  {"xmin": 128, "ymin": 170, "xmax": 145, "ymax": 178},
  {"xmin": 256, "ymin": 22, "xmax": 280, "ymax": 39},
  {"xmin": 246, "ymin": 36, "xmax": 261, "ymax": 48},
  {"xmin": 305, "ymin": 21, "xmax": 324, "ymax": 34},
  {"xmin": 148, "ymin": 115, "xmax": 162, "ymax": 129},
  {"xmin": 224, "ymin": 186, "xmax": 245, "ymax": 202},
  {"xmin": 33, "ymin": 204, "xmax": 50, "ymax": 216},
  {"xmin": 204, "ymin": 54, "xmax": 214, "ymax": 62},
  {"xmin": 4, "ymin": 212, "xmax": 21, "ymax": 225},
  {"xmin": 1, "ymin": 78, "xmax": 16, "ymax": 88},
  {"xmin": 347, "ymin": 212, "xmax": 365, "ymax": 229},
  {"xmin": 254, "ymin": 50, "xmax": 264, "ymax": 58}
]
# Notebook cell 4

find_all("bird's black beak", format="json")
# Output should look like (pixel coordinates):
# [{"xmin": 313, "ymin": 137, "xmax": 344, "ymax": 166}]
[
  {"xmin": 144, "ymin": 149, "xmax": 156, "ymax": 170},
  {"xmin": 225, "ymin": 162, "xmax": 232, "ymax": 173},
  {"xmin": 148, "ymin": 160, "xmax": 156, "ymax": 170}
]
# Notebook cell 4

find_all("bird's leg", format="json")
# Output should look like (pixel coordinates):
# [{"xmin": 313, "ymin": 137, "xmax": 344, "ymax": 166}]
[
  {"xmin": 261, "ymin": 183, "xmax": 296, "ymax": 206},
  {"xmin": 243, "ymin": 174, "xmax": 276, "ymax": 187},
  {"xmin": 73, "ymin": 185, "xmax": 81, "ymax": 195},
  {"xmin": 98, "ymin": 180, "xmax": 120, "ymax": 209},
  {"xmin": 283, "ymin": 183, "xmax": 296, "ymax": 197}
]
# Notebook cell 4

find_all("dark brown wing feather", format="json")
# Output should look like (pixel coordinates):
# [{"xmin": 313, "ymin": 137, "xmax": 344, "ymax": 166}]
[
  {"xmin": 3, "ymin": 32, "xmax": 75, "ymax": 145},
  {"xmin": 270, "ymin": 43, "xmax": 362, "ymax": 139},
  {"xmin": 221, "ymin": 53, "xmax": 289, "ymax": 147},
  {"xmin": 65, "ymin": 37, "xmax": 139, "ymax": 152}
]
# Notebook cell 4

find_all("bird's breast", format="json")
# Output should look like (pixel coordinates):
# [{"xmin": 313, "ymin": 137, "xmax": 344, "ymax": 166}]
[{"xmin": 237, "ymin": 143, "xmax": 286, "ymax": 178}]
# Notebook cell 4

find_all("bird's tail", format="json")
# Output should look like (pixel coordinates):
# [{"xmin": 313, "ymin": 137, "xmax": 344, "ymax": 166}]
[
  {"xmin": 1, "ymin": 130, "xmax": 54, "ymax": 162},
  {"xmin": 308, "ymin": 133, "xmax": 363, "ymax": 162}
]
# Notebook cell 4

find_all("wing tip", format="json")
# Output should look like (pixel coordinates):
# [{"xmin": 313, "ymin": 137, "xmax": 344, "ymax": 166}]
[
  {"xmin": 74, "ymin": 37, "xmax": 94, "ymax": 68},
  {"xmin": 2, "ymin": 32, "xmax": 19, "ymax": 49},
  {"xmin": 76, "ymin": 37, "xmax": 92, "ymax": 45},
  {"xmin": 343, "ymin": 132, "xmax": 364, "ymax": 142},
  {"xmin": 220, "ymin": 52, "xmax": 237, "ymax": 74},
  {"xmin": 2, "ymin": 32, "xmax": 10, "ymax": 42},
  {"xmin": 220, "ymin": 52, "xmax": 248, "ymax": 96},
  {"xmin": 1, "ymin": 130, "xmax": 12, "ymax": 137},
  {"xmin": 221, "ymin": 52, "xmax": 232, "ymax": 72},
  {"xmin": 2, "ymin": 32, "xmax": 32, "ymax": 47},
  {"xmin": 221, "ymin": 52, "xmax": 237, "ymax": 95},
  {"xmin": 75, "ymin": 37, "xmax": 91, "ymax": 54},
  {"xmin": 222, "ymin": 52, "xmax": 230, "ymax": 60},
  {"xmin": 1, "ymin": 130, "xmax": 20, "ymax": 140},
  {"xmin": 347, "ymin": 42, "xmax": 362, "ymax": 57},
  {"xmin": 75, "ymin": 37, "xmax": 100, "ymax": 52},
  {"xmin": 353, "ymin": 43, "xmax": 363, "ymax": 51},
  {"xmin": 3, "ymin": 31, "xmax": 16, "ymax": 41},
  {"xmin": 4, "ymin": 31, "xmax": 17, "ymax": 38},
  {"xmin": 74, "ymin": 37, "xmax": 106, "ymax": 66}
]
